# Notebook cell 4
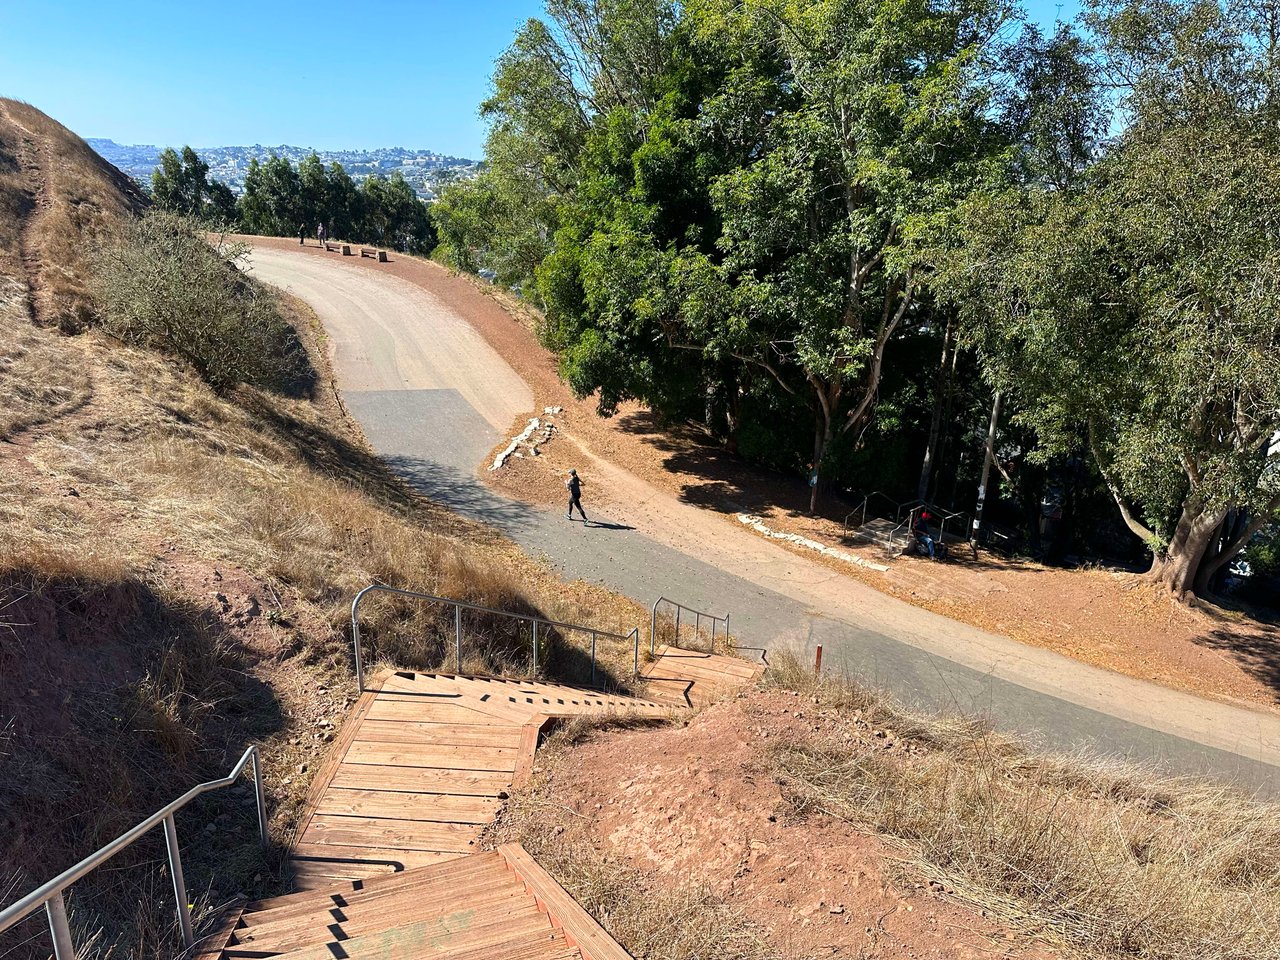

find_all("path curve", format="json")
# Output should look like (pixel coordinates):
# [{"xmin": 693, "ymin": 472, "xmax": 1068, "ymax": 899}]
[{"xmin": 247, "ymin": 243, "xmax": 1280, "ymax": 793}]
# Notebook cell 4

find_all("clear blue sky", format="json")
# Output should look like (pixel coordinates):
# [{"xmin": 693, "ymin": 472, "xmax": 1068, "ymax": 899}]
[{"xmin": 0, "ymin": 0, "xmax": 1078, "ymax": 159}]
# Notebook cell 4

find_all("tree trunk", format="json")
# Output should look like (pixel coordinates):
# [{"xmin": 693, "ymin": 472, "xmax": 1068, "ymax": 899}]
[
  {"xmin": 917, "ymin": 317, "xmax": 954, "ymax": 501},
  {"xmin": 809, "ymin": 409, "xmax": 834, "ymax": 514},
  {"xmin": 1145, "ymin": 502, "xmax": 1228, "ymax": 599}
]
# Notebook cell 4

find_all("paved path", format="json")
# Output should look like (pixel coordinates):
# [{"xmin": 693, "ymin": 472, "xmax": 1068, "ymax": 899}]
[{"xmin": 249, "ymin": 247, "xmax": 1280, "ymax": 795}]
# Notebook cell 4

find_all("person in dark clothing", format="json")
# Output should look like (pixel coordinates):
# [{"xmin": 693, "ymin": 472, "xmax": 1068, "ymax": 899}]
[
  {"xmin": 565, "ymin": 468, "xmax": 589, "ymax": 523},
  {"xmin": 298, "ymin": 223, "xmax": 307, "ymax": 245},
  {"xmin": 912, "ymin": 509, "xmax": 936, "ymax": 559},
  {"xmin": 317, "ymin": 221, "xmax": 327, "ymax": 245}
]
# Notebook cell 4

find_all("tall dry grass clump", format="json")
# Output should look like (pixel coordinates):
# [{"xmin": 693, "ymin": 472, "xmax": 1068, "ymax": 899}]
[
  {"xmin": 90, "ymin": 212, "xmax": 309, "ymax": 393},
  {"xmin": 767, "ymin": 654, "xmax": 1280, "ymax": 960}
]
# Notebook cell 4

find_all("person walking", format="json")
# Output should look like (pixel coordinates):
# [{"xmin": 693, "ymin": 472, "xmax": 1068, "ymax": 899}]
[
  {"xmin": 298, "ymin": 222, "xmax": 307, "ymax": 245},
  {"xmin": 317, "ymin": 221, "xmax": 327, "ymax": 245},
  {"xmin": 565, "ymin": 469, "xmax": 589, "ymax": 524}
]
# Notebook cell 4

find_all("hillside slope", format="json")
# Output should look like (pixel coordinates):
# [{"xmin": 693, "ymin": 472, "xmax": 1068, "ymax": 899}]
[
  {"xmin": 0, "ymin": 97, "xmax": 146, "ymax": 328},
  {"xmin": 0, "ymin": 105, "xmax": 641, "ymax": 960}
]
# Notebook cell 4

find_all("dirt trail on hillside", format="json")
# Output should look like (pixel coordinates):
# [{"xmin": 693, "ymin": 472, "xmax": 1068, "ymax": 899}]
[{"xmin": 239, "ymin": 237, "xmax": 1280, "ymax": 784}]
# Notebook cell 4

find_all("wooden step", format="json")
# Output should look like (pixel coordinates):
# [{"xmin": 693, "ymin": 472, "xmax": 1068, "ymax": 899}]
[
  {"xmin": 231, "ymin": 882, "xmax": 531, "ymax": 953},
  {"xmin": 247, "ymin": 853, "xmax": 506, "ymax": 917}
]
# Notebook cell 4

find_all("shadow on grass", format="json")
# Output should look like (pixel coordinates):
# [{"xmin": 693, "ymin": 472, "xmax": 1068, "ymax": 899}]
[{"xmin": 0, "ymin": 570, "xmax": 290, "ymax": 960}]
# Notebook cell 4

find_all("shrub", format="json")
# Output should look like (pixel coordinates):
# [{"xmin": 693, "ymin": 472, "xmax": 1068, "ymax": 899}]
[{"xmin": 90, "ymin": 212, "xmax": 307, "ymax": 392}]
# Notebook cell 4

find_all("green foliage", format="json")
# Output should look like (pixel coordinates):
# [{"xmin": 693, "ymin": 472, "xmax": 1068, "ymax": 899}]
[
  {"xmin": 946, "ymin": 0, "xmax": 1280, "ymax": 592},
  {"xmin": 90, "ymin": 211, "xmax": 309, "ymax": 393},
  {"xmin": 232, "ymin": 151, "xmax": 436, "ymax": 252},
  {"xmin": 150, "ymin": 146, "xmax": 236, "ymax": 224}
]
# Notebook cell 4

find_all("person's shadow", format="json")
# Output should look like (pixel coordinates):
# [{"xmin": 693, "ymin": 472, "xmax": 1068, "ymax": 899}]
[{"xmin": 586, "ymin": 520, "xmax": 635, "ymax": 531}]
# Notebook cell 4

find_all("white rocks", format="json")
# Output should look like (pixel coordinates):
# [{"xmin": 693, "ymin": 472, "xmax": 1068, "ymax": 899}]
[
  {"xmin": 489, "ymin": 417, "xmax": 540, "ymax": 471},
  {"xmin": 736, "ymin": 514, "xmax": 890, "ymax": 572}
]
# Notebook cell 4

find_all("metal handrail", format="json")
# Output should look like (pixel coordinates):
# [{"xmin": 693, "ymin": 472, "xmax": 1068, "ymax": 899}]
[
  {"xmin": 842, "ymin": 490, "xmax": 894, "ymax": 534},
  {"xmin": 650, "ymin": 597, "xmax": 730, "ymax": 656},
  {"xmin": 0, "ymin": 746, "xmax": 268, "ymax": 960},
  {"xmin": 351, "ymin": 584, "xmax": 642, "ymax": 693}
]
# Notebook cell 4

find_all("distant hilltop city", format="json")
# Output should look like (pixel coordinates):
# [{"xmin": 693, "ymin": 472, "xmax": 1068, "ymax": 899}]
[{"xmin": 87, "ymin": 139, "xmax": 479, "ymax": 201}]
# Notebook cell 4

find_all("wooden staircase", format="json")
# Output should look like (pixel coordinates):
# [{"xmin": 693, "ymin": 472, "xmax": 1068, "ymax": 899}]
[
  {"xmin": 198, "ymin": 650, "xmax": 763, "ymax": 959},
  {"xmin": 201, "ymin": 846, "xmax": 625, "ymax": 959}
]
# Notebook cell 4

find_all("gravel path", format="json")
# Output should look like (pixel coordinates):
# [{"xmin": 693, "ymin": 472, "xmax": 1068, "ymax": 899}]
[{"xmin": 249, "ymin": 244, "xmax": 1280, "ymax": 793}]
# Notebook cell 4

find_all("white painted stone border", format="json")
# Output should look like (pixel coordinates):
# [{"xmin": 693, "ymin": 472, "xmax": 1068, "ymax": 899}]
[{"xmin": 737, "ymin": 513, "xmax": 890, "ymax": 572}]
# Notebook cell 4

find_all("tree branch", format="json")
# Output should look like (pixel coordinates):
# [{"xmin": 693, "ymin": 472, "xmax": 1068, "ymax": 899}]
[{"xmin": 1088, "ymin": 419, "xmax": 1158, "ymax": 543}]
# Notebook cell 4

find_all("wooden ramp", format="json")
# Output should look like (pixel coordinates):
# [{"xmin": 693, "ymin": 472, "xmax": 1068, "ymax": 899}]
[
  {"xmin": 289, "ymin": 672, "xmax": 675, "ymax": 889},
  {"xmin": 639, "ymin": 645, "xmax": 766, "ymax": 708}
]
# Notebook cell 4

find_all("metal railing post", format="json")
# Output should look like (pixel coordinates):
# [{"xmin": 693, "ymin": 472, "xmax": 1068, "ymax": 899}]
[
  {"xmin": 350, "ymin": 588, "xmax": 371, "ymax": 693},
  {"xmin": 674, "ymin": 607, "xmax": 681, "ymax": 646},
  {"xmin": 161, "ymin": 814, "xmax": 194, "ymax": 950},
  {"xmin": 531, "ymin": 620, "xmax": 538, "ymax": 675},
  {"xmin": 250, "ymin": 747, "xmax": 268, "ymax": 847},
  {"xmin": 723, "ymin": 613, "xmax": 730, "ymax": 653},
  {"xmin": 454, "ymin": 604, "xmax": 463, "ymax": 673},
  {"xmin": 45, "ymin": 892, "xmax": 74, "ymax": 960},
  {"xmin": 694, "ymin": 612, "xmax": 701, "ymax": 643},
  {"xmin": 632, "ymin": 628, "xmax": 640, "ymax": 676},
  {"xmin": 590, "ymin": 631, "xmax": 597, "ymax": 686},
  {"xmin": 650, "ymin": 599, "xmax": 660, "ymax": 655}
]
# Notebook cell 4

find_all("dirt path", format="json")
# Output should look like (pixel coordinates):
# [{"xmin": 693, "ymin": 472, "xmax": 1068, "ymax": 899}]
[{"xmin": 241, "ymin": 237, "xmax": 1280, "ymax": 792}]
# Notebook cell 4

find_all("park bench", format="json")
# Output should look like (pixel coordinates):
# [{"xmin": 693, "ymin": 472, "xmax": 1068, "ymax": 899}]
[
  {"xmin": 324, "ymin": 241, "xmax": 350, "ymax": 255},
  {"xmin": 359, "ymin": 246, "xmax": 388, "ymax": 262}
]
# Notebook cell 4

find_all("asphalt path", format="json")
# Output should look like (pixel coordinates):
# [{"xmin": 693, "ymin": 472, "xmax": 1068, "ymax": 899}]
[{"xmin": 249, "ymin": 246, "xmax": 1280, "ymax": 795}]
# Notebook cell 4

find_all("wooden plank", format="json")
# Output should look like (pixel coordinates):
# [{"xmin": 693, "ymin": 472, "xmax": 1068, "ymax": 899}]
[
  {"xmin": 191, "ymin": 901, "xmax": 245, "ymax": 959},
  {"xmin": 315, "ymin": 789, "xmax": 502, "ymax": 824},
  {"xmin": 303, "ymin": 813, "xmax": 483, "ymax": 852},
  {"xmin": 356, "ymin": 720, "xmax": 524, "ymax": 748},
  {"xmin": 247, "ymin": 853, "xmax": 505, "ymax": 916},
  {"xmin": 291, "ymin": 842, "xmax": 464, "ymax": 871},
  {"xmin": 343, "ymin": 741, "xmax": 519, "ymax": 772},
  {"xmin": 235, "ymin": 882, "xmax": 530, "ymax": 953},
  {"xmin": 294, "ymin": 671, "xmax": 389, "ymax": 844},
  {"xmin": 512, "ymin": 717, "xmax": 545, "ymax": 788},
  {"xmin": 274, "ymin": 902, "xmax": 553, "ymax": 960},
  {"xmin": 329, "ymin": 764, "xmax": 514, "ymax": 796},
  {"xmin": 497, "ymin": 844, "xmax": 633, "ymax": 960},
  {"xmin": 367, "ymin": 697, "xmax": 508, "ymax": 724}
]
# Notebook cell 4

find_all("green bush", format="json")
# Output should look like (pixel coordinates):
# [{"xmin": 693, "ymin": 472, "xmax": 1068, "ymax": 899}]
[
  {"xmin": 91, "ymin": 212, "xmax": 307, "ymax": 393},
  {"xmin": 1245, "ymin": 533, "xmax": 1280, "ymax": 577}
]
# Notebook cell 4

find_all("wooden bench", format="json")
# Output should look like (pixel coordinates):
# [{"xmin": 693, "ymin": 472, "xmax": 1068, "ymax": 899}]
[
  {"xmin": 323, "ymin": 241, "xmax": 351, "ymax": 255},
  {"xmin": 359, "ymin": 246, "xmax": 388, "ymax": 262}
]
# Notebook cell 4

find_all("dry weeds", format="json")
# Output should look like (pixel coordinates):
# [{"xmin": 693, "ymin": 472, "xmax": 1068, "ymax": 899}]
[{"xmin": 766, "ymin": 654, "xmax": 1280, "ymax": 960}]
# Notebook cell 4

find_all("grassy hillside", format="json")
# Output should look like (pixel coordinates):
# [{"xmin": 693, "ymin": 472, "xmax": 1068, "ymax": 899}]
[{"xmin": 0, "ymin": 102, "xmax": 642, "ymax": 959}]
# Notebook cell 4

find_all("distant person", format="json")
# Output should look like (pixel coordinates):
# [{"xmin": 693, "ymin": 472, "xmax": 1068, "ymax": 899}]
[
  {"xmin": 565, "ymin": 469, "xmax": 589, "ymax": 524},
  {"xmin": 298, "ymin": 223, "xmax": 306, "ymax": 245},
  {"xmin": 913, "ymin": 510, "xmax": 936, "ymax": 559},
  {"xmin": 317, "ymin": 221, "xmax": 327, "ymax": 245}
]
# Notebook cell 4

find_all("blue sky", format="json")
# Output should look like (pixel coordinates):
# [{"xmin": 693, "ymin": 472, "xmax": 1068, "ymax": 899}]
[{"xmin": 0, "ymin": 0, "xmax": 1078, "ymax": 159}]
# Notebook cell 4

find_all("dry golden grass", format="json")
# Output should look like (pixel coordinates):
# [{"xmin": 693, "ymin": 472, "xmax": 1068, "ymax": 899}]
[
  {"xmin": 0, "ymin": 98, "xmax": 146, "ymax": 330},
  {"xmin": 766, "ymin": 654, "xmax": 1280, "ymax": 960},
  {"xmin": 488, "ymin": 721, "xmax": 773, "ymax": 960},
  {"xmin": 0, "ymin": 276, "xmax": 92, "ymax": 439}
]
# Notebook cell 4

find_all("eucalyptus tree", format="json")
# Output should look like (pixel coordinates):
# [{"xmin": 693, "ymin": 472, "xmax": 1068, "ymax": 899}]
[{"xmin": 954, "ymin": 0, "xmax": 1280, "ymax": 598}]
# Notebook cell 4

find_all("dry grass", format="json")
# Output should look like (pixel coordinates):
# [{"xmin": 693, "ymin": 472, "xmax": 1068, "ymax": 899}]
[
  {"xmin": 0, "ymin": 276, "xmax": 92, "ymax": 439},
  {"xmin": 0, "ymin": 97, "xmax": 146, "ymax": 330},
  {"xmin": 766, "ymin": 654, "xmax": 1280, "ymax": 960},
  {"xmin": 487, "ymin": 721, "xmax": 773, "ymax": 960}
]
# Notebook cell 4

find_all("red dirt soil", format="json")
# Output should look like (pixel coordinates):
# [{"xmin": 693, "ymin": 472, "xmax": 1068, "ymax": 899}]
[{"xmin": 524, "ymin": 690, "xmax": 1057, "ymax": 959}]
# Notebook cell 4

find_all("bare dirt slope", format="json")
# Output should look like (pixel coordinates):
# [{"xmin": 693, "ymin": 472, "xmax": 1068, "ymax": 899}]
[{"xmin": 495, "ymin": 692, "xmax": 1057, "ymax": 960}]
